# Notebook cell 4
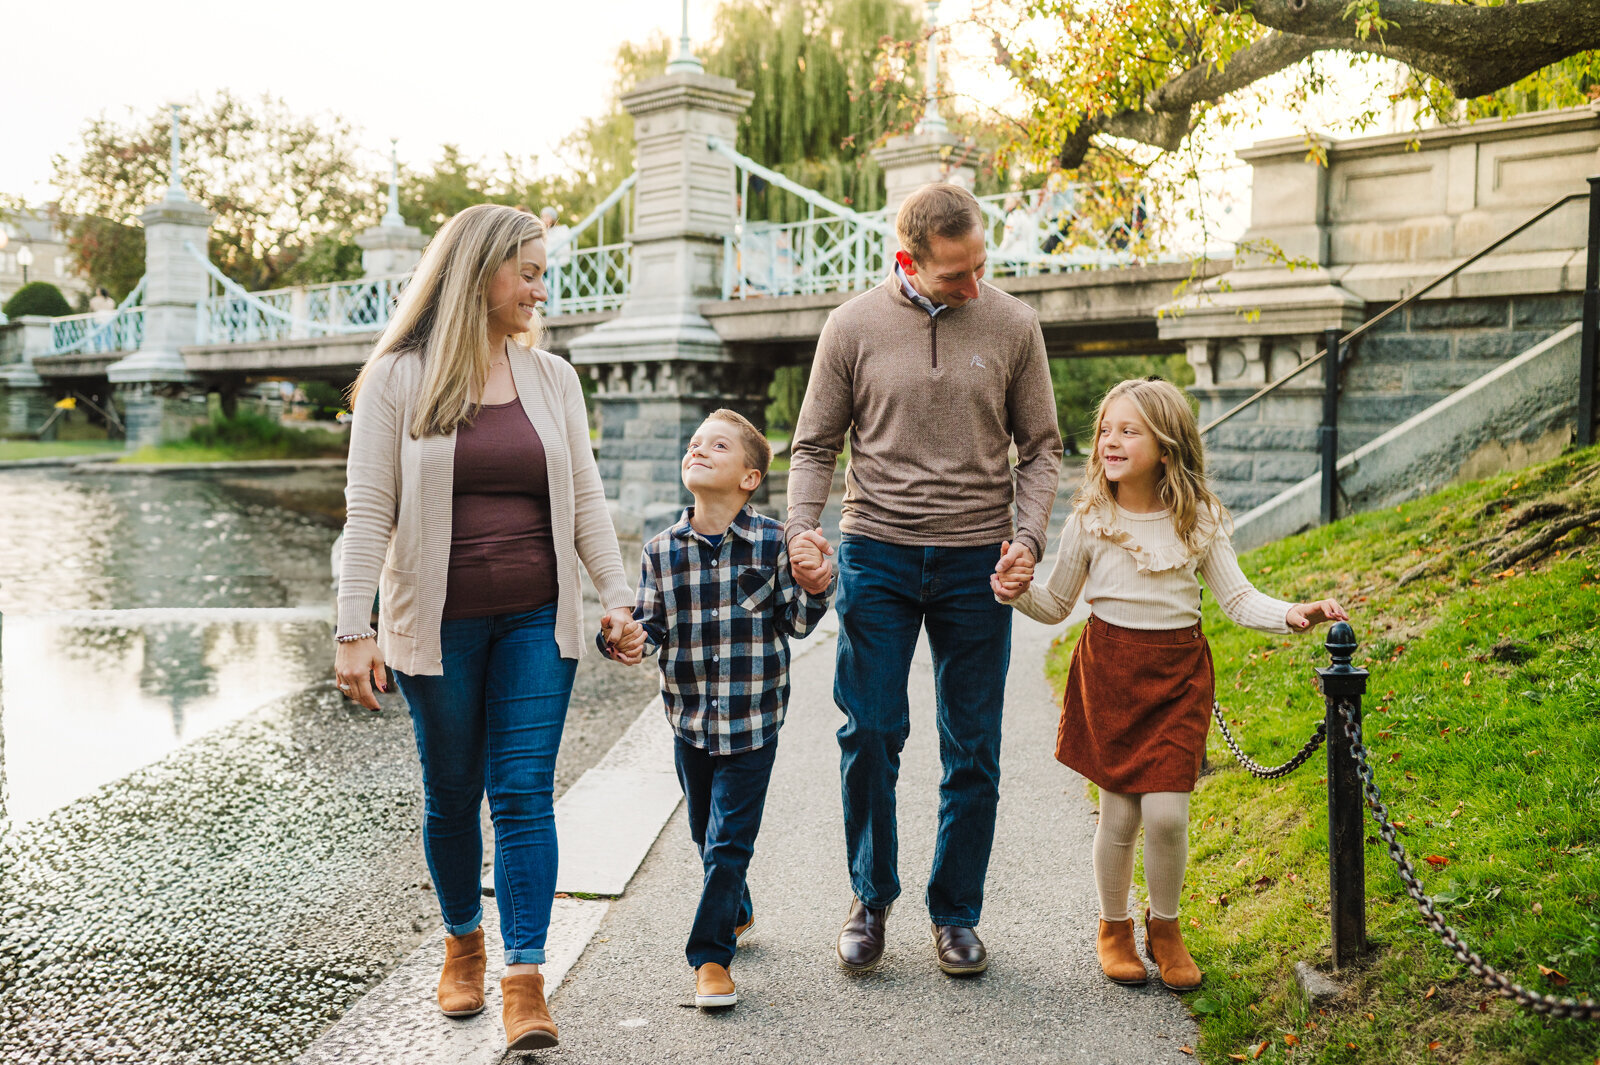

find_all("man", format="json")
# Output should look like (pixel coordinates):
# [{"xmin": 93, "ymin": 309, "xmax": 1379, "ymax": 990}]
[{"xmin": 785, "ymin": 181, "xmax": 1063, "ymax": 976}]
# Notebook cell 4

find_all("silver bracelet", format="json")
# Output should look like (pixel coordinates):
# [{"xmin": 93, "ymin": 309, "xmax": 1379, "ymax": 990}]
[{"xmin": 335, "ymin": 630, "xmax": 377, "ymax": 644}]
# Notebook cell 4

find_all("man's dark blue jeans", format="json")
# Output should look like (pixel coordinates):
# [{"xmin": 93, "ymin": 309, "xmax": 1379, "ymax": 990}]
[
  {"xmin": 834, "ymin": 535, "xmax": 1012, "ymax": 928},
  {"xmin": 674, "ymin": 735, "xmax": 780, "ymax": 969}
]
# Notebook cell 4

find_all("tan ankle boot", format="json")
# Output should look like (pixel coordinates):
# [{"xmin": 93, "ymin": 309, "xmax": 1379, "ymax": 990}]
[
  {"xmin": 437, "ymin": 928, "xmax": 485, "ymax": 1017},
  {"xmin": 1143, "ymin": 908, "xmax": 1203, "ymax": 991},
  {"xmin": 1096, "ymin": 919, "xmax": 1149, "ymax": 986},
  {"xmin": 502, "ymin": 973, "xmax": 558, "ymax": 1051}
]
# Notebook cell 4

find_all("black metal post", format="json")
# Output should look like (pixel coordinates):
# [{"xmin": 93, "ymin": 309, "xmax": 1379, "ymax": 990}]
[
  {"xmin": 1579, "ymin": 176, "xmax": 1600, "ymax": 449},
  {"xmin": 1320, "ymin": 327, "xmax": 1341, "ymax": 525},
  {"xmin": 1317, "ymin": 621, "xmax": 1368, "ymax": 969}
]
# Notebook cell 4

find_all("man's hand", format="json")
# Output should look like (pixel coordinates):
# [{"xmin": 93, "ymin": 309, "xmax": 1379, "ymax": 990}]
[
  {"xmin": 788, "ymin": 529, "xmax": 835, "ymax": 596},
  {"xmin": 602, "ymin": 607, "xmax": 646, "ymax": 665},
  {"xmin": 991, "ymin": 540, "xmax": 1035, "ymax": 601},
  {"xmin": 1286, "ymin": 598, "xmax": 1349, "ymax": 632}
]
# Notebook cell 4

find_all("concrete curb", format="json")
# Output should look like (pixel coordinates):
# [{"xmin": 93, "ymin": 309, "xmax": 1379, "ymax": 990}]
[
  {"xmin": 73, "ymin": 457, "xmax": 348, "ymax": 475},
  {"xmin": 0, "ymin": 452, "xmax": 122, "ymax": 470}
]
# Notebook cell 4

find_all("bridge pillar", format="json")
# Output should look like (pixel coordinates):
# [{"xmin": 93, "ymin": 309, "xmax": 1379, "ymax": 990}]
[
  {"xmin": 108, "ymin": 181, "xmax": 215, "ymax": 447},
  {"xmin": 873, "ymin": 132, "xmax": 978, "ymax": 219},
  {"xmin": 568, "ymin": 69, "xmax": 763, "ymax": 541},
  {"xmin": 0, "ymin": 316, "xmax": 60, "ymax": 437}
]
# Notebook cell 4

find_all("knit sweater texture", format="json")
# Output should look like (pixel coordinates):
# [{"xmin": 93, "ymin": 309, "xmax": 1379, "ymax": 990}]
[
  {"xmin": 784, "ymin": 273, "xmax": 1063, "ymax": 562},
  {"xmin": 1011, "ymin": 503, "xmax": 1292, "ymax": 633},
  {"xmin": 338, "ymin": 342, "xmax": 633, "ymax": 675}
]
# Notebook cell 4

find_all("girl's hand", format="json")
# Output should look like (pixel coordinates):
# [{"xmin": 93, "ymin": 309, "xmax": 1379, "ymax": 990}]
[
  {"xmin": 335, "ymin": 637, "xmax": 387, "ymax": 711},
  {"xmin": 990, "ymin": 571, "xmax": 1028, "ymax": 603},
  {"xmin": 1286, "ymin": 598, "xmax": 1349, "ymax": 631}
]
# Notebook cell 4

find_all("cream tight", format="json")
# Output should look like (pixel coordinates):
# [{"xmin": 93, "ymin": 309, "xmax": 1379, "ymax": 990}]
[{"xmin": 1093, "ymin": 789, "xmax": 1190, "ymax": 922}]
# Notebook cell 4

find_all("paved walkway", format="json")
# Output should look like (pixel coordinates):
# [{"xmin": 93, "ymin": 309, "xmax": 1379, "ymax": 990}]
[{"xmin": 545, "ymin": 613, "xmax": 1196, "ymax": 1065}]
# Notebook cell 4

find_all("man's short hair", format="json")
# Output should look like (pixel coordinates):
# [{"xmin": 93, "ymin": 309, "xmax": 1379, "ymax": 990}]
[
  {"xmin": 895, "ymin": 182, "xmax": 984, "ymax": 266},
  {"xmin": 707, "ymin": 408, "xmax": 771, "ymax": 481}
]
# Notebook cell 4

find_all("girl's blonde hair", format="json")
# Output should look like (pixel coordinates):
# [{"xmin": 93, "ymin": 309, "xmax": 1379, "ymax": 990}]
[
  {"xmin": 352, "ymin": 203, "xmax": 545, "ymax": 439},
  {"xmin": 1073, "ymin": 377, "xmax": 1229, "ymax": 555}
]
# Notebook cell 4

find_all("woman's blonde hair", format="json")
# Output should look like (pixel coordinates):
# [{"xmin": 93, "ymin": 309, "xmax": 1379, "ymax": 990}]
[
  {"xmin": 352, "ymin": 204, "xmax": 545, "ymax": 438},
  {"xmin": 1073, "ymin": 377, "xmax": 1229, "ymax": 555}
]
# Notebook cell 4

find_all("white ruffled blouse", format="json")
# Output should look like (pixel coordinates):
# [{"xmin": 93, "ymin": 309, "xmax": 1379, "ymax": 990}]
[{"xmin": 1009, "ymin": 503, "xmax": 1292, "ymax": 633}]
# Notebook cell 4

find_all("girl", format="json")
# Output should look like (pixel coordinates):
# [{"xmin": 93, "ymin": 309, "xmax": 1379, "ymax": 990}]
[
  {"xmin": 993, "ymin": 378, "xmax": 1345, "ymax": 991},
  {"xmin": 335, "ymin": 204, "xmax": 645, "ymax": 1050}
]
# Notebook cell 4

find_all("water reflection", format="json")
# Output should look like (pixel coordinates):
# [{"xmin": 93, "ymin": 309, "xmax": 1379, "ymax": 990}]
[{"xmin": 0, "ymin": 468, "xmax": 345, "ymax": 828}]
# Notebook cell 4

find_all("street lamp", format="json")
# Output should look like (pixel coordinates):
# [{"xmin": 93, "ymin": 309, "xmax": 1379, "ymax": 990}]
[{"xmin": 16, "ymin": 244, "xmax": 33, "ymax": 285}]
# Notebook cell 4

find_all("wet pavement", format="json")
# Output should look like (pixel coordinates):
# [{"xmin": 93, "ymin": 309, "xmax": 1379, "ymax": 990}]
[{"xmin": 0, "ymin": 466, "xmax": 659, "ymax": 1064}]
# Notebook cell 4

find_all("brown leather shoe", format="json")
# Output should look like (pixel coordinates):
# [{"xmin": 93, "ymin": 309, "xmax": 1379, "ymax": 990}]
[
  {"xmin": 694, "ymin": 962, "xmax": 738, "ymax": 1008},
  {"xmin": 437, "ymin": 928, "xmax": 485, "ymax": 1017},
  {"xmin": 1096, "ymin": 918, "xmax": 1149, "ymax": 986},
  {"xmin": 931, "ymin": 923, "xmax": 988, "ymax": 976},
  {"xmin": 836, "ymin": 898, "xmax": 890, "ymax": 972},
  {"xmin": 501, "ymin": 973, "xmax": 558, "ymax": 1051},
  {"xmin": 1144, "ymin": 908, "xmax": 1203, "ymax": 991},
  {"xmin": 734, "ymin": 915, "xmax": 755, "ymax": 946}
]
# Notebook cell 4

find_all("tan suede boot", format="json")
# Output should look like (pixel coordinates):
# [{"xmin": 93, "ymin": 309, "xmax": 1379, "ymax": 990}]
[
  {"xmin": 1143, "ymin": 908, "xmax": 1203, "ymax": 991},
  {"xmin": 502, "ymin": 973, "xmax": 559, "ymax": 1051},
  {"xmin": 436, "ymin": 928, "xmax": 485, "ymax": 1017},
  {"xmin": 1096, "ymin": 919, "xmax": 1149, "ymax": 986}
]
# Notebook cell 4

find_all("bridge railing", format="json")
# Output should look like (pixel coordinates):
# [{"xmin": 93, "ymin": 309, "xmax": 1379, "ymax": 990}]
[
  {"xmin": 545, "ymin": 172, "xmax": 637, "ymax": 316},
  {"xmin": 197, "ymin": 270, "xmax": 409, "ymax": 345},
  {"xmin": 47, "ymin": 278, "xmax": 147, "ymax": 356}
]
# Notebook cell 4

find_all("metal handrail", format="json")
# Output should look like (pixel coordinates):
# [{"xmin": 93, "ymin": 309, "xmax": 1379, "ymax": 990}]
[
  {"xmin": 706, "ymin": 136, "xmax": 888, "ymax": 228},
  {"xmin": 1201, "ymin": 190, "xmax": 1590, "ymax": 436}
]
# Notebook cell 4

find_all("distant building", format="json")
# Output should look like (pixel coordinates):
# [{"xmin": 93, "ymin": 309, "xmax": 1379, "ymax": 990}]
[{"xmin": 0, "ymin": 209, "xmax": 90, "ymax": 309}]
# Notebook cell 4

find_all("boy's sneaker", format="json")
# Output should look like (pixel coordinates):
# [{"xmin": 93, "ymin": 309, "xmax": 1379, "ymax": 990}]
[
  {"xmin": 734, "ymin": 916, "xmax": 755, "ymax": 945},
  {"xmin": 694, "ymin": 963, "xmax": 737, "ymax": 1008}
]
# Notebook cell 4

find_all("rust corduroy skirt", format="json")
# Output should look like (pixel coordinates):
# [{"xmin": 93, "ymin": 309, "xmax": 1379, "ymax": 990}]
[{"xmin": 1056, "ymin": 615, "xmax": 1215, "ymax": 794}]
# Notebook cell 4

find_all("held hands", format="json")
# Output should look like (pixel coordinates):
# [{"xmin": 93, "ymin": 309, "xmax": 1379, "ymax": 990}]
[
  {"xmin": 788, "ymin": 530, "xmax": 835, "ymax": 596},
  {"xmin": 989, "ymin": 540, "xmax": 1035, "ymax": 603},
  {"xmin": 1286, "ymin": 598, "xmax": 1349, "ymax": 631},
  {"xmin": 601, "ymin": 607, "xmax": 647, "ymax": 665},
  {"xmin": 334, "ymin": 638, "xmax": 387, "ymax": 712}
]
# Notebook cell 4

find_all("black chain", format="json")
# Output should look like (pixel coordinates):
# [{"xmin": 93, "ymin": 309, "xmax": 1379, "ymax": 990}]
[
  {"xmin": 1211, "ymin": 701, "xmax": 1327, "ymax": 779},
  {"xmin": 1335, "ymin": 699, "xmax": 1600, "ymax": 1021}
]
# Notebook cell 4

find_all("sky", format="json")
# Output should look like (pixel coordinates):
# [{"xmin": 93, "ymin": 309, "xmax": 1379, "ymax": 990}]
[{"xmin": 2, "ymin": 0, "xmax": 1398, "ymax": 210}]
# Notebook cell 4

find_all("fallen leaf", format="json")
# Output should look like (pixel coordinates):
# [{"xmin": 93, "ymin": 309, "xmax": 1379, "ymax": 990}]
[
  {"xmin": 1425, "ymin": 855, "xmax": 1450, "ymax": 868},
  {"xmin": 1390, "ymin": 752, "xmax": 1404, "ymax": 762},
  {"xmin": 1538, "ymin": 965, "xmax": 1570, "ymax": 987},
  {"xmin": 1179, "ymin": 1047, "xmax": 1193, "ymax": 1056},
  {"xmin": 1463, "ymin": 671, "xmax": 1473, "ymax": 686},
  {"xmin": 1477, "ymin": 1000, "xmax": 1491, "ymax": 1012},
  {"xmin": 1533, "ymin": 902, "xmax": 1543, "ymax": 915},
  {"xmin": 1366, "ymin": 1012, "xmax": 1375, "ymax": 1022},
  {"xmin": 1429, "ymin": 1041, "xmax": 1441, "ymax": 1051},
  {"xmin": 1284, "ymin": 1033, "xmax": 1300, "ymax": 1047},
  {"xmin": 1189, "ymin": 917, "xmax": 1200, "ymax": 927},
  {"xmin": 1347, "ymin": 1044, "xmax": 1359, "ymax": 1051},
  {"xmin": 1252, "ymin": 1040, "xmax": 1270, "ymax": 1060},
  {"xmin": 1425, "ymin": 986, "xmax": 1437, "ymax": 1000},
  {"xmin": 1526, "ymin": 749, "xmax": 1543, "ymax": 757},
  {"xmin": 1229, "ymin": 1056, "xmax": 1247, "ymax": 1063}
]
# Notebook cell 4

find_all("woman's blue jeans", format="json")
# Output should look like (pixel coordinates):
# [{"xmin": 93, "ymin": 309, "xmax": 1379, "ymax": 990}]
[{"xmin": 393, "ymin": 604, "xmax": 575, "ymax": 965}]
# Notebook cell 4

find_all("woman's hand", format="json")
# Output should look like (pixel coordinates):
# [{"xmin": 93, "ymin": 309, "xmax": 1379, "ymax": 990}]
[
  {"xmin": 1286, "ymin": 598, "xmax": 1349, "ymax": 631},
  {"xmin": 335, "ymin": 637, "xmax": 387, "ymax": 711},
  {"xmin": 602, "ymin": 607, "xmax": 646, "ymax": 666}
]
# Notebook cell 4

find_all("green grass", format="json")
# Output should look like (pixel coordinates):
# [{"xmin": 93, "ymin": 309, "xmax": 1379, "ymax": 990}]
[
  {"xmin": 1043, "ymin": 446, "xmax": 1600, "ymax": 1065},
  {"xmin": 122, "ymin": 410, "xmax": 347, "ymax": 464},
  {"xmin": 0, "ymin": 440, "xmax": 123, "ymax": 461}
]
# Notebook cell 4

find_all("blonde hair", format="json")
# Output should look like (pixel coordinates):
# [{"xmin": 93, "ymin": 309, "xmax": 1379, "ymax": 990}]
[
  {"xmin": 1073, "ymin": 378, "xmax": 1229, "ymax": 555},
  {"xmin": 706, "ymin": 408, "xmax": 772, "ymax": 480},
  {"xmin": 352, "ymin": 204, "xmax": 545, "ymax": 439},
  {"xmin": 895, "ymin": 182, "xmax": 983, "ymax": 265}
]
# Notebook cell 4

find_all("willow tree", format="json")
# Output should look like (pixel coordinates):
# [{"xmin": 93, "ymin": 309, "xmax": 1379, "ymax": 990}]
[{"xmin": 982, "ymin": 0, "xmax": 1600, "ymax": 171}]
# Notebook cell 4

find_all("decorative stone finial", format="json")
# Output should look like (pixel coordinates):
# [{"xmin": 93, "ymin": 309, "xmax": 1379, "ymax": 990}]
[
  {"xmin": 164, "ymin": 104, "xmax": 190, "ymax": 203},
  {"xmin": 382, "ymin": 138, "xmax": 405, "ymax": 228},
  {"xmin": 666, "ymin": 0, "xmax": 705, "ymax": 74},
  {"xmin": 915, "ymin": 1, "xmax": 948, "ymax": 136}
]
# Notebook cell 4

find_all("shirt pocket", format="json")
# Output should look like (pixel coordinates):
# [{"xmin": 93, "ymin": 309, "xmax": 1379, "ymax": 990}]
[
  {"xmin": 379, "ymin": 567, "xmax": 420, "ymax": 636},
  {"xmin": 736, "ymin": 566, "xmax": 778, "ymax": 614}
]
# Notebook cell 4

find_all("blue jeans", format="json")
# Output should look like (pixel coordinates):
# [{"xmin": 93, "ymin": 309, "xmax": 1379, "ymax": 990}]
[
  {"xmin": 674, "ymin": 736, "xmax": 778, "ymax": 969},
  {"xmin": 393, "ymin": 604, "xmax": 576, "ymax": 965},
  {"xmin": 834, "ymin": 536, "xmax": 1012, "ymax": 927}
]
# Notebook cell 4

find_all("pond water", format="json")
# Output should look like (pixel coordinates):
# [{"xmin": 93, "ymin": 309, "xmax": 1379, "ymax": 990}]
[{"xmin": 0, "ymin": 467, "xmax": 345, "ymax": 827}]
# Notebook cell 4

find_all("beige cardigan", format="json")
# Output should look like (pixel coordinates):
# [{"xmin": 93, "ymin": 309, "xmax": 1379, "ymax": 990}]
[{"xmin": 338, "ymin": 342, "xmax": 633, "ymax": 675}]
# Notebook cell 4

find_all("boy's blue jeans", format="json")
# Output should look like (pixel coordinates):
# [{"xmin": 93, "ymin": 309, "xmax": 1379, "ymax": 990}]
[
  {"xmin": 674, "ymin": 736, "xmax": 779, "ymax": 969},
  {"xmin": 834, "ymin": 535, "xmax": 1012, "ymax": 928},
  {"xmin": 393, "ymin": 604, "xmax": 575, "ymax": 965}
]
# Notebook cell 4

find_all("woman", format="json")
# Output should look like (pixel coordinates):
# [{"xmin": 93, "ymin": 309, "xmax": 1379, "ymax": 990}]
[{"xmin": 334, "ymin": 203, "xmax": 643, "ymax": 1051}]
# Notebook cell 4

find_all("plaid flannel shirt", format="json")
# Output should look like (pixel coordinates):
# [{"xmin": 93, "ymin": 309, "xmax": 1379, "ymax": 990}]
[{"xmin": 598, "ymin": 505, "xmax": 833, "ymax": 755}]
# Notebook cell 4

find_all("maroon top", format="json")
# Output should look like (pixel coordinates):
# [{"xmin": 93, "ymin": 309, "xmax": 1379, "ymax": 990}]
[{"xmin": 443, "ymin": 399, "xmax": 558, "ymax": 619}]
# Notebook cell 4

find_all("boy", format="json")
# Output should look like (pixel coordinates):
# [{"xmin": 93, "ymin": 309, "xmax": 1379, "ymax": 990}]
[{"xmin": 600, "ymin": 409, "xmax": 833, "ymax": 1008}]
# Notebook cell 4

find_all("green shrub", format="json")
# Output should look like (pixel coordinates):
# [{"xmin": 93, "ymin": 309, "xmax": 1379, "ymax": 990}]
[
  {"xmin": 183, "ymin": 410, "xmax": 345, "ymax": 457},
  {"xmin": 2, "ymin": 281, "xmax": 72, "ymax": 319}
]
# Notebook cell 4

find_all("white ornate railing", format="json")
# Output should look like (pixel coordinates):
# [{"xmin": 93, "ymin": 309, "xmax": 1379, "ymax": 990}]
[
  {"xmin": 191, "ymin": 245, "xmax": 408, "ymax": 344},
  {"xmin": 545, "ymin": 172, "xmax": 637, "ymax": 316},
  {"xmin": 48, "ymin": 278, "xmax": 148, "ymax": 355}
]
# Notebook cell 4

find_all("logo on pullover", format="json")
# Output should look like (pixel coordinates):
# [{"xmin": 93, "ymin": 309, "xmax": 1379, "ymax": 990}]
[{"xmin": 970, "ymin": 354, "xmax": 986, "ymax": 369}]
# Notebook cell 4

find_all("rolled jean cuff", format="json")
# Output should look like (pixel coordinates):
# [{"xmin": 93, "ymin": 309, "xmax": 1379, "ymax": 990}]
[
  {"xmin": 929, "ymin": 916, "xmax": 977, "ymax": 929},
  {"xmin": 443, "ymin": 909, "xmax": 483, "ymax": 938},
  {"xmin": 504, "ymin": 948, "xmax": 547, "ymax": 966}
]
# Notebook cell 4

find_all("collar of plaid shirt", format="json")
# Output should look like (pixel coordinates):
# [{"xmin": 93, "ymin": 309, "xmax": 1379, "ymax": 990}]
[{"xmin": 670, "ymin": 503, "xmax": 762, "ymax": 547}]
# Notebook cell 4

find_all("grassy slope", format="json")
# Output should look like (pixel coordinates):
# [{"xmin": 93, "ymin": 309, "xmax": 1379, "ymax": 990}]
[{"xmin": 1043, "ymin": 446, "xmax": 1600, "ymax": 1065}]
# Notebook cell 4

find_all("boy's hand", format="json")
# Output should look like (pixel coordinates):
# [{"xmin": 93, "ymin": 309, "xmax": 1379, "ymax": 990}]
[
  {"xmin": 1286, "ymin": 598, "xmax": 1349, "ymax": 631},
  {"xmin": 602, "ymin": 608, "xmax": 646, "ymax": 665},
  {"xmin": 788, "ymin": 530, "xmax": 834, "ymax": 596}
]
